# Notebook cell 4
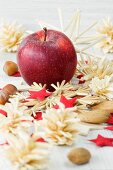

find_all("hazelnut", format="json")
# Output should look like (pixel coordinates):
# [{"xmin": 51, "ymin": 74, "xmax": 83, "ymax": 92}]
[
  {"xmin": 3, "ymin": 61, "xmax": 18, "ymax": 76},
  {"xmin": 68, "ymin": 147, "xmax": 91, "ymax": 165},
  {"xmin": 3, "ymin": 84, "xmax": 17, "ymax": 96},
  {"xmin": 0, "ymin": 91, "xmax": 9, "ymax": 105}
]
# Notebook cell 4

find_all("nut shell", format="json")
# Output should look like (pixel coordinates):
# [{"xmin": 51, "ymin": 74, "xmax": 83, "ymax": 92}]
[
  {"xmin": 68, "ymin": 147, "xmax": 91, "ymax": 165},
  {"xmin": 78, "ymin": 109, "xmax": 110, "ymax": 124},
  {"xmin": 3, "ymin": 84, "xmax": 17, "ymax": 96},
  {"xmin": 92, "ymin": 101, "xmax": 113, "ymax": 113},
  {"xmin": 3, "ymin": 61, "xmax": 18, "ymax": 76},
  {"xmin": 0, "ymin": 91, "xmax": 9, "ymax": 105}
]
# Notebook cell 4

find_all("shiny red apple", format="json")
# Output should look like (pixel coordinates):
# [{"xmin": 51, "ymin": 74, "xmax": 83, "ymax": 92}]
[{"xmin": 17, "ymin": 28, "xmax": 77, "ymax": 89}]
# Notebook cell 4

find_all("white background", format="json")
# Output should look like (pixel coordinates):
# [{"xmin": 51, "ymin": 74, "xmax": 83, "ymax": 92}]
[{"xmin": 0, "ymin": 0, "xmax": 113, "ymax": 170}]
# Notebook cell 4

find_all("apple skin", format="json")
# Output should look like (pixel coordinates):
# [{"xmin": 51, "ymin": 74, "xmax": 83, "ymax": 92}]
[{"xmin": 17, "ymin": 29, "xmax": 77, "ymax": 90}]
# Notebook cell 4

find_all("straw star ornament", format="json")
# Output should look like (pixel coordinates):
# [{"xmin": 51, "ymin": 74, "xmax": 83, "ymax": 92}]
[{"xmin": 0, "ymin": 20, "xmax": 26, "ymax": 52}]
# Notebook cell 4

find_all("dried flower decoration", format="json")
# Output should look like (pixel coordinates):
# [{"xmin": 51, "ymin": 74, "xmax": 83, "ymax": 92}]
[
  {"xmin": 42, "ymin": 103, "xmax": 78, "ymax": 145},
  {"xmin": 30, "ymin": 82, "xmax": 46, "ymax": 91},
  {"xmin": 77, "ymin": 55, "xmax": 113, "ymax": 81},
  {"xmin": 89, "ymin": 76, "xmax": 113, "ymax": 100},
  {"xmin": 97, "ymin": 17, "xmax": 113, "ymax": 53},
  {"xmin": 0, "ymin": 20, "xmax": 26, "ymax": 52},
  {"xmin": 0, "ymin": 98, "xmax": 33, "ymax": 134},
  {"xmin": 5, "ymin": 132, "xmax": 49, "ymax": 170}
]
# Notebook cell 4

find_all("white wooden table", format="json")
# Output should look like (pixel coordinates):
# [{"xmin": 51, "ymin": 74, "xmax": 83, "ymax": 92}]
[{"xmin": 0, "ymin": 0, "xmax": 113, "ymax": 170}]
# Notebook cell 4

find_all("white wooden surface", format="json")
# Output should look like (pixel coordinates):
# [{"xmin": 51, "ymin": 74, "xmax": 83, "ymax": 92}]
[{"xmin": 0, "ymin": 0, "xmax": 113, "ymax": 170}]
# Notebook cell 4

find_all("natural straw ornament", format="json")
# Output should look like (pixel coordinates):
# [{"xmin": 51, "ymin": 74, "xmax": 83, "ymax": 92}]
[
  {"xmin": 77, "ymin": 55, "xmax": 113, "ymax": 81},
  {"xmin": 89, "ymin": 76, "xmax": 113, "ymax": 100},
  {"xmin": 0, "ymin": 20, "xmax": 26, "ymax": 52},
  {"xmin": 0, "ymin": 98, "xmax": 33, "ymax": 134},
  {"xmin": 97, "ymin": 17, "xmax": 113, "ymax": 53},
  {"xmin": 5, "ymin": 132, "xmax": 49, "ymax": 170},
  {"xmin": 42, "ymin": 103, "xmax": 78, "ymax": 145}
]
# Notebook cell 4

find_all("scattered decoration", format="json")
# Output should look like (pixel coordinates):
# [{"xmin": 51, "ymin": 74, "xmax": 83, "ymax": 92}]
[
  {"xmin": 42, "ymin": 104, "xmax": 78, "ymax": 145},
  {"xmin": 67, "ymin": 147, "xmax": 91, "ymax": 165},
  {"xmin": 77, "ymin": 55, "xmax": 113, "ymax": 81},
  {"xmin": 105, "ymin": 126, "xmax": 113, "ymax": 131},
  {"xmin": 5, "ymin": 132, "xmax": 49, "ymax": 170},
  {"xmin": 89, "ymin": 134, "xmax": 113, "ymax": 147},
  {"xmin": 28, "ymin": 88, "xmax": 52, "ymax": 101},
  {"xmin": 107, "ymin": 113, "xmax": 113, "ymax": 124},
  {"xmin": 12, "ymin": 71, "xmax": 21, "ymax": 77},
  {"xmin": 89, "ymin": 76, "xmax": 113, "ymax": 100},
  {"xmin": 0, "ymin": 20, "xmax": 26, "ymax": 52},
  {"xmin": 97, "ymin": 17, "xmax": 113, "ymax": 53}
]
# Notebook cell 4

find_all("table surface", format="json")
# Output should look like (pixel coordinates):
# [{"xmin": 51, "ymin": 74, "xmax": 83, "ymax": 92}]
[{"xmin": 0, "ymin": 0, "xmax": 113, "ymax": 170}]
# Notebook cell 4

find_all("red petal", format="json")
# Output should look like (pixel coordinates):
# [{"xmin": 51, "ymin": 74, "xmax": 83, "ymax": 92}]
[
  {"xmin": 85, "ymin": 60, "xmax": 88, "ymax": 64},
  {"xmin": 53, "ymin": 104, "xmax": 59, "ymax": 109},
  {"xmin": 77, "ymin": 74, "xmax": 84, "ymax": 79},
  {"xmin": 0, "ymin": 141, "xmax": 8, "ymax": 146},
  {"xmin": 89, "ymin": 134, "xmax": 113, "ymax": 147},
  {"xmin": 107, "ymin": 114, "xmax": 113, "ymax": 124},
  {"xmin": 79, "ymin": 80, "xmax": 85, "ymax": 84},
  {"xmin": 28, "ymin": 88, "xmax": 52, "ymax": 101},
  {"xmin": 21, "ymin": 99, "xmax": 29, "ymax": 103},
  {"xmin": 33, "ymin": 111, "xmax": 42, "ymax": 120},
  {"xmin": 12, "ymin": 71, "xmax": 21, "ymax": 77},
  {"xmin": 36, "ymin": 138, "xmax": 46, "ymax": 142},
  {"xmin": 60, "ymin": 95, "xmax": 77, "ymax": 108},
  {"xmin": 0, "ymin": 109, "xmax": 7, "ymax": 117},
  {"xmin": 105, "ymin": 126, "xmax": 113, "ymax": 131}
]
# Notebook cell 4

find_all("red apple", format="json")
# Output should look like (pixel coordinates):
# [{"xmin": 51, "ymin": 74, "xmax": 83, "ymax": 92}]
[{"xmin": 17, "ymin": 28, "xmax": 77, "ymax": 89}]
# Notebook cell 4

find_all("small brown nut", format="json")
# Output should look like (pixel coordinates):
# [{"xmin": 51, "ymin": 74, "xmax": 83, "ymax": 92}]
[
  {"xmin": 0, "ymin": 91, "xmax": 9, "ymax": 105},
  {"xmin": 3, "ymin": 84, "xmax": 17, "ymax": 96},
  {"xmin": 68, "ymin": 147, "xmax": 91, "ymax": 165},
  {"xmin": 78, "ymin": 109, "xmax": 110, "ymax": 124},
  {"xmin": 3, "ymin": 61, "xmax": 18, "ymax": 76}
]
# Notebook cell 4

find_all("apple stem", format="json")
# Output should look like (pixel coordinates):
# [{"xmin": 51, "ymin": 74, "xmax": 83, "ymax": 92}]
[{"xmin": 43, "ymin": 27, "xmax": 47, "ymax": 41}]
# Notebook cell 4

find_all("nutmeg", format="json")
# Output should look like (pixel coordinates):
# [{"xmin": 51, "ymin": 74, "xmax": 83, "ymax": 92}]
[
  {"xmin": 0, "ymin": 91, "xmax": 9, "ymax": 105},
  {"xmin": 3, "ymin": 84, "xmax": 17, "ymax": 96},
  {"xmin": 3, "ymin": 61, "xmax": 18, "ymax": 76},
  {"xmin": 68, "ymin": 147, "xmax": 91, "ymax": 165}
]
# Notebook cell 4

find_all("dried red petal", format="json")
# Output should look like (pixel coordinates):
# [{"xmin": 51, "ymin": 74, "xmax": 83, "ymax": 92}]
[
  {"xmin": 33, "ymin": 111, "xmax": 42, "ymax": 120},
  {"xmin": 36, "ymin": 138, "xmax": 46, "ymax": 143},
  {"xmin": 85, "ymin": 60, "xmax": 88, "ymax": 64},
  {"xmin": 53, "ymin": 104, "xmax": 59, "ymax": 109},
  {"xmin": 105, "ymin": 126, "xmax": 113, "ymax": 131},
  {"xmin": 21, "ymin": 99, "xmax": 29, "ymax": 103},
  {"xmin": 89, "ymin": 134, "xmax": 113, "ymax": 147},
  {"xmin": 12, "ymin": 71, "xmax": 21, "ymax": 77},
  {"xmin": 28, "ymin": 88, "xmax": 52, "ymax": 101},
  {"xmin": 60, "ymin": 95, "xmax": 77, "ymax": 108},
  {"xmin": 79, "ymin": 80, "xmax": 85, "ymax": 84},
  {"xmin": 77, "ymin": 74, "xmax": 84, "ymax": 79},
  {"xmin": 0, "ymin": 141, "xmax": 8, "ymax": 146},
  {"xmin": 0, "ymin": 109, "xmax": 7, "ymax": 117},
  {"xmin": 107, "ymin": 114, "xmax": 113, "ymax": 124}
]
